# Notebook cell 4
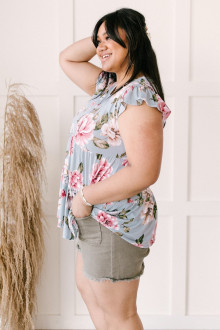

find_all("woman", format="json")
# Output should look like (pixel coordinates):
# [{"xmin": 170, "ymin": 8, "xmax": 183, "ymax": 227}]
[{"xmin": 57, "ymin": 7, "xmax": 171, "ymax": 330}]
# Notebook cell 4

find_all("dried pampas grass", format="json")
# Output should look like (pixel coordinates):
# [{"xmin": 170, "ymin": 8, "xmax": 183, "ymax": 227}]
[{"xmin": 0, "ymin": 82, "xmax": 47, "ymax": 330}]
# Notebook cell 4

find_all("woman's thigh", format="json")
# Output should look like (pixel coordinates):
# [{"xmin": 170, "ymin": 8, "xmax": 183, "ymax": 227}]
[
  {"xmin": 75, "ymin": 248, "xmax": 100, "ymax": 305},
  {"xmin": 87, "ymin": 276, "xmax": 140, "ymax": 318},
  {"xmin": 75, "ymin": 249, "xmax": 91, "ymax": 292}
]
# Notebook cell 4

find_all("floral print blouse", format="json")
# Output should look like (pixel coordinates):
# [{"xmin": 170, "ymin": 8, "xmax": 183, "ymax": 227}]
[{"xmin": 57, "ymin": 71, "xmax": 171, "ymax": 248}]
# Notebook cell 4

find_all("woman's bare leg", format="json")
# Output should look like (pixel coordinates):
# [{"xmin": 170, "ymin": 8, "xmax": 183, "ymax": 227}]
[
  {"xmin": 87, "ymin": 276, "xmax": 144, "ymax": 330},
  {"xmin": 75, "ymin": 249, "xmax": 108, "ymax": 330}
]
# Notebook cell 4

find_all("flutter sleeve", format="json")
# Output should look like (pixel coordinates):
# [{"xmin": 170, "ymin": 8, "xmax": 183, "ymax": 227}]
[{"xmin": 115, "ymin": 78, "xmax": 171, "ymax": 128}]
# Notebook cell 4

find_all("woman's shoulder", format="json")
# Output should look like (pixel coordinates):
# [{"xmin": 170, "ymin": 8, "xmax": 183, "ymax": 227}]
[
  {"xmin": 125, "ymin": 75, "xmax": 155, "ymax": 91},
  {"xmin": 114, "ymin": 75, "xmax": 172, "ymax": 126},
  {"xmin": 113, "ymin": 75, "xmax": 156, "ymax": 101}
]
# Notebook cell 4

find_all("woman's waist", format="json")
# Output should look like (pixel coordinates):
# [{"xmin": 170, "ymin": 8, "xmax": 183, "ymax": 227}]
[{"xmin": 90, "ymin": 188, "xmax": 157, "ymax": 223}]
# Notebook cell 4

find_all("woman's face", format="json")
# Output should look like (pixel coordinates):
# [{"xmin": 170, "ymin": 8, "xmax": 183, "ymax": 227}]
[{"xmin": 96, "ymin": 22, "xmax": 129, "ymax": 75}]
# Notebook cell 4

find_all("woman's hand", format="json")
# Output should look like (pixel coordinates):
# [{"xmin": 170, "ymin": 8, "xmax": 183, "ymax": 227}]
[{"xmin": 71, "ymin": 190, "xmax": 93, "ymax": 218}]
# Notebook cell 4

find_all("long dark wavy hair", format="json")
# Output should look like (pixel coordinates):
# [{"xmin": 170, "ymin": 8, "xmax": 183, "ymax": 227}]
[{"xmin": 92, "ymin": 7, "xmax": 165, "ymax": 99}]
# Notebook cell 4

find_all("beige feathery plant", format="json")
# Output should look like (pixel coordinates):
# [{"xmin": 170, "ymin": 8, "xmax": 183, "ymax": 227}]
[{"xmin": 0, "ymin": 82, "xmax": 47, "ymax": 330}]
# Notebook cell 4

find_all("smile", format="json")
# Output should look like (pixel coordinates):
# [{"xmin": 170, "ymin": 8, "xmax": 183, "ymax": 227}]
[{"xmin": 101, "ymin": 54, "xmax": 112, "ymax": 62}]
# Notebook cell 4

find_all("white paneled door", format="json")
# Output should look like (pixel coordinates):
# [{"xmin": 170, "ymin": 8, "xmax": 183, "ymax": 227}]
[{"xmin": 0, "ymin": 0, "xmax": 219, "ymax": 329}]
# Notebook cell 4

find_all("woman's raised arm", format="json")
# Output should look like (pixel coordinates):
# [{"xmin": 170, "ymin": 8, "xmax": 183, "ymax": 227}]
[{"xmin": 59, "ymin": 37, "xmax": 102, "ymax": 95}]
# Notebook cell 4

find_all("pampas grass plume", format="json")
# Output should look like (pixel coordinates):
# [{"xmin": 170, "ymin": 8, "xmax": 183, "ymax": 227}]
[{"xmin": 0, "ymin": 82, "xmax": 47, "ymax": 330}]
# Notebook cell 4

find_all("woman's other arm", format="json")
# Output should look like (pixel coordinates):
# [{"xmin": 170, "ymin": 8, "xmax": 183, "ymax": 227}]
[{"xmin": 59, "ymin": 37, "xmax": 102, "ymax": 95}]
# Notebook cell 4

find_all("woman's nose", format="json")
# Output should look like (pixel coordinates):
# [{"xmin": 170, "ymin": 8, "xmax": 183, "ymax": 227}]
[{"xmin": 97, "ymin": 41, "xmax": 107, "ymax": 51}]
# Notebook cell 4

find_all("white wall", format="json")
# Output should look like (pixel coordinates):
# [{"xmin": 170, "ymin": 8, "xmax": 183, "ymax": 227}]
[{"xmin": 0, "ymin": 0, "xmax": 220, "ymax": 329}]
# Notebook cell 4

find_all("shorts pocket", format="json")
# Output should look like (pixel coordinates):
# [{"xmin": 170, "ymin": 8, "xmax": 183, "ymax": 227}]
[{"xmin": 75, "ymin": 215, "xmax": 102, "ymax": 246}]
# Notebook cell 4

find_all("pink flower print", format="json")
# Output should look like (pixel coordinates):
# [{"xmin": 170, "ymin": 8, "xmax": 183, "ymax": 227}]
[
  {"xmin": 101, "ymin": 117, "xmax": 121, "ymax": 146},
  {"xmin": 69, "ymin": 170, "xmax": 83, "ymax": 190},
  {"xmin": 122, "ymin": 159, "xmax": 129, "ymax": 167},
  {"xmin": 156, "ymin": 94, "xmax": 171, "ymax": 120},
  {"xmin": 122, "ymin": 85, "xmax": 134, "ymax": 99},
  {"xmin": 128, "ymin": 198, "xmax": 133, "ymax": 203},
  {"xmin": 140, "ymin": 188, "xmax": 155, "ymax": 224},
  {"xmin": 149, "ymin": 221, "xmax": 157, "ymax": 247},
  {"xmin": 69, "ymin": 135, "xmax": 74, "ymax": 155},
  {"xmin": 90, "ymin": 158, "xmax": 113, "ymax": 184},
  {"xmin": 61, "ymin": 157, "xmax": 69, "ymax": 183},
  {"xmin": 61, "ymin": 189, "xmax": 66, "ymax": 198},
  {"xmin": 96, "ymin": 211, "xmax": 119, "ymax": 230},
  {"xmin": 142, "ymin": 187, "xmax": 154, "ymax": 201},
  {"xmin": 75, "ymin": 113, "xmax": 95, "ymax": 147},
  {"xmin": 141, "ymin": 200, "xmax": 155, "ymax": 224},
  {"xmin": 133, "ymin": 242, "xmax": 144, "ymax": 248}
]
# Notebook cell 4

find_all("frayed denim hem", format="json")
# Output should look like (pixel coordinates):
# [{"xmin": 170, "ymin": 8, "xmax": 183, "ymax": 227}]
[{"xmin": 83, "ymin": 270, "xmax": 143, "ymax": 283}]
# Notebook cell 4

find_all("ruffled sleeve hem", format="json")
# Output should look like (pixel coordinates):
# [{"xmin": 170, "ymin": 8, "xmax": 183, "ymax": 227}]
[{"xmin": 115, "ymin": 78, "xmax": 171, "ymax": 128}]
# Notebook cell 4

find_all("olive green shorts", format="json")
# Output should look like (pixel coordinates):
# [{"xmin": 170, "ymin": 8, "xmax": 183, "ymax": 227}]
[{"xmin": 75, "ymin": 215, "xmax": 150, "ymax": 283}]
